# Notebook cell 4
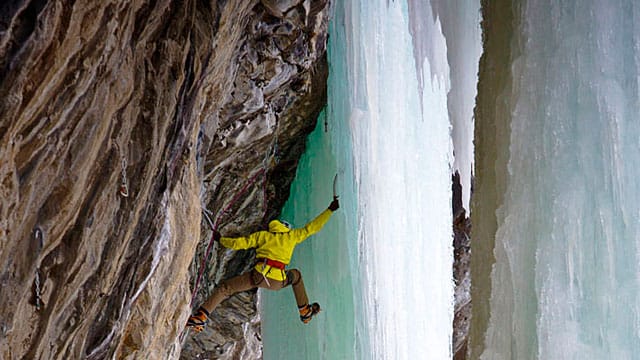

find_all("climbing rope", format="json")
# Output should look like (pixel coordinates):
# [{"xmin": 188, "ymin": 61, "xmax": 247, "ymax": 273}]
[
  {"xmin": 190, "ymin": 118, "xmax": 281, "ymax": 305},
  {"xmin": 190, "ymin": 167, "xmax": 267, "ymax": 304}
]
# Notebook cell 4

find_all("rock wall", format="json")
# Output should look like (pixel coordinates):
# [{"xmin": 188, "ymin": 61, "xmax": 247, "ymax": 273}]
[
  {"xmin": 468, "ymin": 0, "xmax": 518, "ymax": 358},
  {"xmin": 452, "ymin": 172, "xmax": 471, "ymax": 360},
  {"xmin": 0, "ymin": 0, "xmax": 329, "ymax": 359}
]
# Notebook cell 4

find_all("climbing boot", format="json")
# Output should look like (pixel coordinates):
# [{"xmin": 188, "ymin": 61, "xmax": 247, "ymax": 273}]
[
  {"xmin": 299, "ymin": 302, "xmax": 321, "ymax": 324},
  {"xmin": 186, "ymin": 307, "xmax": 210, "ymax": 333}
]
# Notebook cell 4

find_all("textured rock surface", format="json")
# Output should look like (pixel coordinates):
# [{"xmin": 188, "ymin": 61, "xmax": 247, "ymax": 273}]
[
  {"xmin": 452, "ymin": 173, "xmax": 471, "ymax": 360},
  {"xmin": 0, "ymin": 0, "xmax": 329, "ymax": 358}
]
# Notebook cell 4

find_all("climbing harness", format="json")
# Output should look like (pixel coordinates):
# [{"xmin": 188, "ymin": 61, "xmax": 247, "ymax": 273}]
[
  {"xmin": 259, "ymin": 269, "xmax": 271, "ymax": 287},
  {"xmin": 256, "ymin": 258, "xmax": 286, "ymax": 270},
  {"xmin": 256, "ymin": 257, "xmax": 287, "ymax": 287}
]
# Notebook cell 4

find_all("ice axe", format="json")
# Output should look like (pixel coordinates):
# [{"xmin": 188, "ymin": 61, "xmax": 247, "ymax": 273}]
[{"xmin": 332, "ymin": 173, "xmax": 339, "ymax": 200}]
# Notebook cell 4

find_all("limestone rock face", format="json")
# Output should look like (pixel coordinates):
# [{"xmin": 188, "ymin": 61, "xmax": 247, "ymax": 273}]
[{"xmin": 0, "ymin": 0, "xmax": 329, "ymax": 359}]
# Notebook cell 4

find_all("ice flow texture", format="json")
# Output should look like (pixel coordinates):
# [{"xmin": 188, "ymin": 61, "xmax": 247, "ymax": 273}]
[
  {"xmin": 481, "ymin": 1, "xmax": 640, "ymax": 359},
  {"xmin": 260, "ymin": 0, "xmax": 470, "ymax": 359}
]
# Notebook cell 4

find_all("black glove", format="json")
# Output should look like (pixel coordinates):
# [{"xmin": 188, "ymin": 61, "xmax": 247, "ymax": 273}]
[
  {"xmin": 213, "ymin": 229, "xmax": 221, "ymax": 242},
  {"xmin": 328, "ymin": 197, "xmax": 340, "ymax": 211}
]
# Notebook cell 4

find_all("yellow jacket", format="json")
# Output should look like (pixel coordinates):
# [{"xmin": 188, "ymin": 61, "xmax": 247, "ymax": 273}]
[{"xmin": 220, "ymin": 209, "xmax": 334, "ymax": 281}]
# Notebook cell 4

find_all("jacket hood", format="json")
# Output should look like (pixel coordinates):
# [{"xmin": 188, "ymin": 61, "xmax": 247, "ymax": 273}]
[{"xmin": 268, "ymin": 220, "xmax": 291, "ymax": 233}]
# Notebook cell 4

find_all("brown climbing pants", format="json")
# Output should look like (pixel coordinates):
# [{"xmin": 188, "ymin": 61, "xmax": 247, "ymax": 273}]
[{"xmin": 201, "ymin": 268, "xmax": 309, "ymax": 314}]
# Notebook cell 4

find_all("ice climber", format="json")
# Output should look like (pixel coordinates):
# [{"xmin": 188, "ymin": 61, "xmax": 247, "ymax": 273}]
[{"xmin": 187, "ymin": 197, "xmax": 340, "ymax": 333}]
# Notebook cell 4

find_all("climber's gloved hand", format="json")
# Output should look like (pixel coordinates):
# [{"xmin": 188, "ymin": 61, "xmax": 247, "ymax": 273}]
[
  {"xmin": 328, "ymin": 197, "xmax": 340, "ymax": 211},
  {"xmin": 213, "ymin": 230, "xmax": 221, "ymax": 242}
]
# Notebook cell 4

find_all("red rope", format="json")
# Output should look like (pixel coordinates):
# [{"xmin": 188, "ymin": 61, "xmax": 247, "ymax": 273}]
[{"xmin": 190, "ymin": 168, "xmax": 267, "ymax": 304}]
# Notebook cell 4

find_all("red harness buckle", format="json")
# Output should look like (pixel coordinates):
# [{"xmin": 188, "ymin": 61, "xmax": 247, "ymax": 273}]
[{"xmin": 257, "ymin": 258, "xmax": 286, "ymax": 270}]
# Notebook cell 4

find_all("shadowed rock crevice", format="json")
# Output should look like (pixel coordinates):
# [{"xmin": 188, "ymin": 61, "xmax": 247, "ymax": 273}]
[
  {"xmin": 452, "ymin": 172, "xmax": 472, "ymax": 360},
  {"xmin": 0, "ymin": 0, "xmax": 329, "ymax": 358}
]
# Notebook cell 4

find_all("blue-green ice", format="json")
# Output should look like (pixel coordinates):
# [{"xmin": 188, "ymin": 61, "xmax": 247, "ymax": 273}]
[{"xmin": 261, "ymin": 1, "xmax": 481, "ymax": 359}]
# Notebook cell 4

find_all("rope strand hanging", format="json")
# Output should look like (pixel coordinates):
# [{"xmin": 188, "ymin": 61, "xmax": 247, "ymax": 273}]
[
  {"xmin": 190, "ymin": 112, "xmax": 281, "ymax": 305},
  {"xmin": 190, "ymin": 168, "xmax": 267, "ymax": 304}
]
